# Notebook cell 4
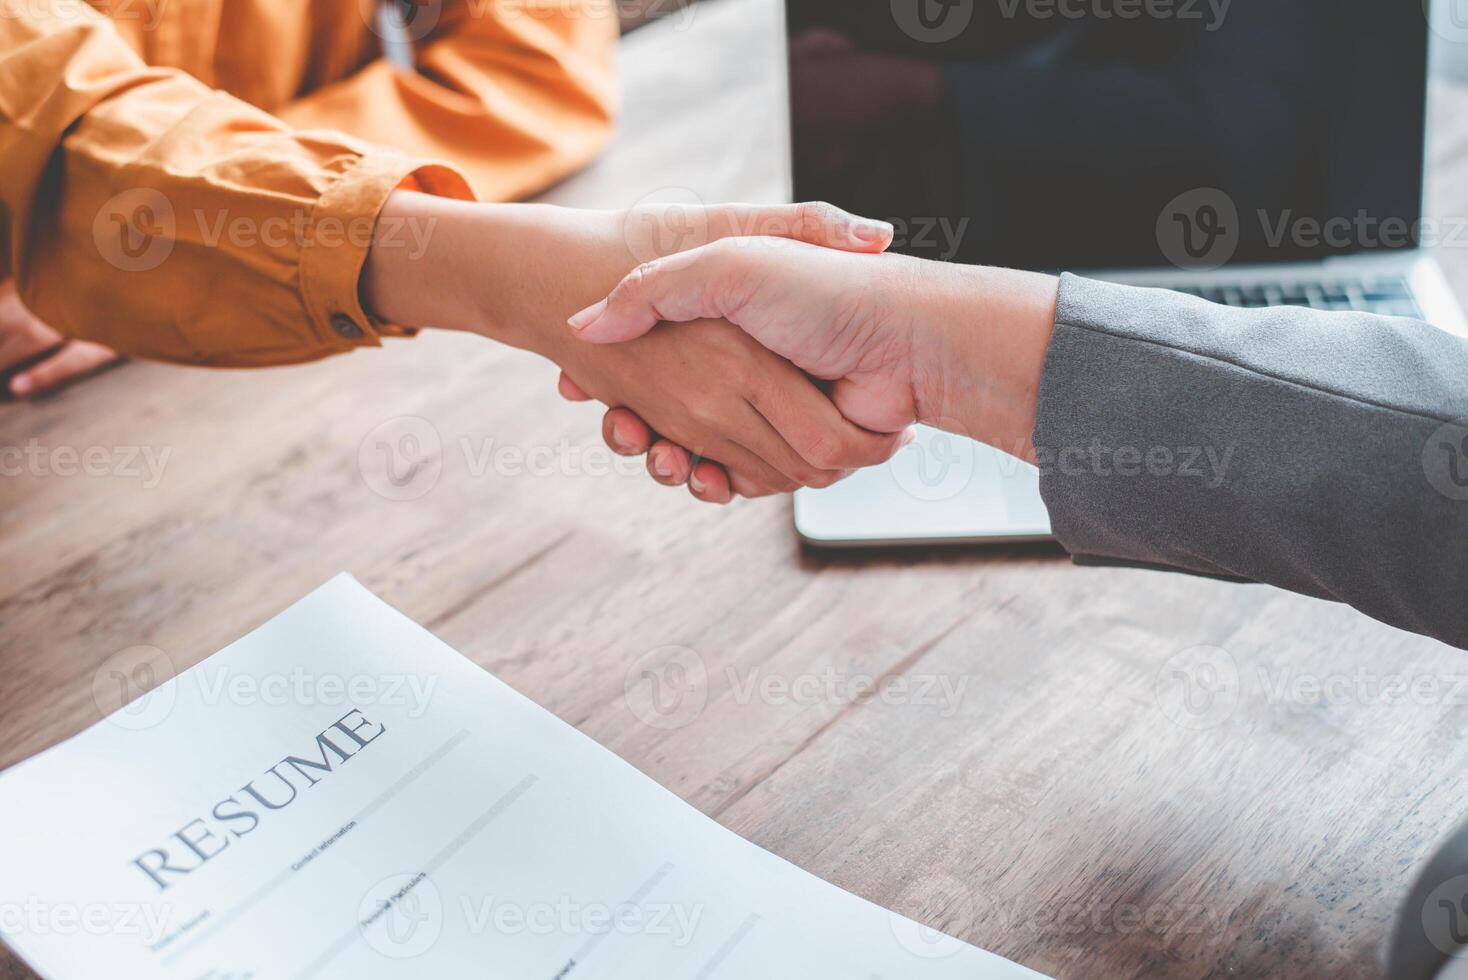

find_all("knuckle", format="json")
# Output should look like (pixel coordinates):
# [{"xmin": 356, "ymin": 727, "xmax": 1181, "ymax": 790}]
[
  {"xmin": 796, "ymin": 200, "xmax": 838, "ymax": 238},
  {"xmin": 803, "ymin": 435, "xmax": 845, "ymax": 470},
  {"xmin": 625, "ymin": 260, "xmax": 661, "ymax": 292},
  {"xmin": 803, "ymin": 470, "xmax": 839, "ymax": 490}
]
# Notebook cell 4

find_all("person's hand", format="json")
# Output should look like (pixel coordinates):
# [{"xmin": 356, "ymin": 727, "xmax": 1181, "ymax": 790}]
[
  {"xmin": 566, "ymin": 237, "xmax": 1060, "ymax": 495},
  {"xmin": 362, "ymin": 195, "xmax": 909, "ymax": 498},
  {"xmin": 0, "ymin": 279, "xmax": 121, "ymax": 397}
]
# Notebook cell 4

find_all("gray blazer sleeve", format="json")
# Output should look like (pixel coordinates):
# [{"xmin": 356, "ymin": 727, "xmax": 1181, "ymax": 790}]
[{"xmin": 1033, "ymin": 273, "xmax": 1468, "ymax": 649}]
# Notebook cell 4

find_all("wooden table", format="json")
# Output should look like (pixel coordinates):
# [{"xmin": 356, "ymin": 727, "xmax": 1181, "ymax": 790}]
[{"xmin": 6, "ymin": 2, "xmax": 1468, "ymax": 977}]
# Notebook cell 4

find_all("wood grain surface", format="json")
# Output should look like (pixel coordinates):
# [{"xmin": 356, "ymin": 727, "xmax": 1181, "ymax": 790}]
[{"xmin": 5, "ymin": 2, "xmax": 1468, "ymax": 977}]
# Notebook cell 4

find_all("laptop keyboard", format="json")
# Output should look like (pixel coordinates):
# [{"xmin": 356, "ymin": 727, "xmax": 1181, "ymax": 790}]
[{"xmin": 1169, "ymin": 276, "xmax": 1424, "ymax": 319}]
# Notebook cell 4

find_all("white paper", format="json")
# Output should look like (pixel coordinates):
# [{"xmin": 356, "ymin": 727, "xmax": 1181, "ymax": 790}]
[{"xmin": 0, "ymin": 575, "xmax": 1046, "ymax": 979}]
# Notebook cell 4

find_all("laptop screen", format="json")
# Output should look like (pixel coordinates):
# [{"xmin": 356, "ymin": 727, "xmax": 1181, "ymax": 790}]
[{"xmin": 786, "ymin": 0, "xmax": 1429, "ymax": 271}]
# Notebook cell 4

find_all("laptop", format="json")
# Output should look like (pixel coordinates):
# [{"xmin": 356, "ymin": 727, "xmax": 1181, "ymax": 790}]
[{"xmin": 785, "ymin": 0, "xmax": 1468, "ymax": 547}]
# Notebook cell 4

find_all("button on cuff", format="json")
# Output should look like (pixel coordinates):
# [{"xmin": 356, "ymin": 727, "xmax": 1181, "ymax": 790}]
[
  {"xmin": 298, "ymin": 153, "xmax": 473, "ymax": 351},
  {"xmin": 330, "ymin": 314, "xmax": 365, "ymax": 340}
]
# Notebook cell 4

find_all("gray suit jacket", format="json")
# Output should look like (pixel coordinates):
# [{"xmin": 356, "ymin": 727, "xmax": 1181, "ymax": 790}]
[{"xmin": 1034, "ymin": 274, "xmax": 1468, "ymax": 650}]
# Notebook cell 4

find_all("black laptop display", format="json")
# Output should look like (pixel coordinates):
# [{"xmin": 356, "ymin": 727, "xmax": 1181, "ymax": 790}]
[{"xmin": 786, "ymin": 0, "xmax": 1428, "ymax": 272}]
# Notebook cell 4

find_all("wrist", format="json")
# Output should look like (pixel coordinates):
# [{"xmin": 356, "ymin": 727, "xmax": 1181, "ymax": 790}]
[
  {"xmin": 911, "ymin": 264, "xmax": 1059, "ymax": 463},
  {"xmin": 362, "ymin": 192, "xmax": 626, "ymax": 357}
]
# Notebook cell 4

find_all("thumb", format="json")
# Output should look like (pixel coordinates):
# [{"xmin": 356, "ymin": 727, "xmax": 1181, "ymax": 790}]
[
  {"xmin": 830, "ymin": 373, "xmax": 916, "ymax": 435},
  {"xmin": 568, "ymin": 243, "xmax": 738, "ymax": 344}
]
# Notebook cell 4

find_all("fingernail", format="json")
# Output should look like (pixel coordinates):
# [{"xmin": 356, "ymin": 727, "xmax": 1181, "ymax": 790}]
[
  {"xmin": 10, "ymin": 375, "xmax": 31, "ymax": 396},
  {"xmin": 652, "ymin": 456, "xmax": 672, "ymax": 478},
  {"xmin": 567, "ymin": 298, "xmax": 608, "ymax": 331},
  {"xmin": 609, "ymin": 418, "xmax": 632, "ymax": 452},
  {"xmin": 689, "ymin": 472, "xmax": 706, "ymax": 494},
  {"xmin": 852, "ymin": 221, "xmax": 893, "ymax": 245},
  {"xmin": 900, "ymin": 428, "xmax": 917, "ymax": 447}
]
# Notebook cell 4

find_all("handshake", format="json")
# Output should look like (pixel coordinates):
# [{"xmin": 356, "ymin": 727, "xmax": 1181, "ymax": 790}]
[{"xmin": 500, "ymin": 199, "xmax": 1061, "ymax": 505}]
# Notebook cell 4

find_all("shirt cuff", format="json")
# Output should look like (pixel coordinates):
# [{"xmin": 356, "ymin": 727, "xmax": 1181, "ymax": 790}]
[{"xmin": 298, "ymin": 153, "xmax": 474, "ymax": 351}]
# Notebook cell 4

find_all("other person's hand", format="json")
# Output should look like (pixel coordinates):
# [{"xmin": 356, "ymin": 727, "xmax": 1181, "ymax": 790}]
[
  {"xmin": 566, "ymin": 237, "xmax": 1060, "ymax": 499},
  {"xmin": 0, "ymin": 279, "xmax": 121, "ymax": 397}
]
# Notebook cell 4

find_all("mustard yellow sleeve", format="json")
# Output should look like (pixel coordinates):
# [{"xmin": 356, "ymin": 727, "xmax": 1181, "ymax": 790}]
[
  {"xmin": 0, "ymin": 1, "xmax": 473, "ymax": 367},
  {"xmin": 276, "ymin": 0, "xmax": 619, "ymax": 202}
]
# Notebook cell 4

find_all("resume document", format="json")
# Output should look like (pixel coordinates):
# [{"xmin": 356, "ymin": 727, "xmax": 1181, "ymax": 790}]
[{"xmin": 0, "ymin": 575, "xmax": 1046, "ymax": 979}]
